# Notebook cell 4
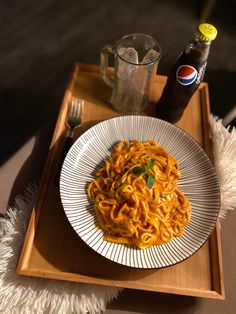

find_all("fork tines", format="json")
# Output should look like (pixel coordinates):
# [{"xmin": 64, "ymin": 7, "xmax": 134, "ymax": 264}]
[{"xmin": 69, "ymin": 97, "xmax": 84, "ymax": 119}]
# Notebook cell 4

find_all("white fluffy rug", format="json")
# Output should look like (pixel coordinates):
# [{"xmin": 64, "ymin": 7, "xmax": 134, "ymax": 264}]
[
  {"xmin": 210, "ymin": 116, "xmax": 236, "ymax": 218},
  {"xmin": 0, "ymin": 115, "xmax": 235, "ymax": 313}
]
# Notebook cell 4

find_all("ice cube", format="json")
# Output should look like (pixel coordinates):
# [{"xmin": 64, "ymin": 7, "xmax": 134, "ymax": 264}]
[
  {"xmin": 118, "ymin": 47, "xmax": 138, "ymax": 64},
  {"xmin": 117, "ymin": 47, "xmax": 138, "ymax": 80},
  {"xmin": 141, "ymin": 48, "xmax": 160, "ymax": 64}
]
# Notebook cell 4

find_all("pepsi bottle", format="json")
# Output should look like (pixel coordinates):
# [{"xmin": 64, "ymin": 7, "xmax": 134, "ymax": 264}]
[{"xmin": 156, "ymin": 23, "xmax": 217, "ymax": 123}]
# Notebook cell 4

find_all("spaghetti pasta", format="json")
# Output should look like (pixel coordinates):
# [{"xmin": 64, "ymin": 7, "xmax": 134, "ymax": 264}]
[{"xmin": 87, "ymin": 140, "xmax": 191, "ymax": 249}]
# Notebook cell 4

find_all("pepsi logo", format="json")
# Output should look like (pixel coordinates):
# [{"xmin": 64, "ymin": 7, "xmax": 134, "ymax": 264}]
[{"xmin": 176, "ymin": 65, "xmax": 197, "ymax": 85}]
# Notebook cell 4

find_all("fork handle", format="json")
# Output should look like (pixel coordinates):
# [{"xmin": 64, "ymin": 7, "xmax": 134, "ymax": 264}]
[{"xmin": 54, "ymin": 136, "xmax": 73, "ymax": 187}]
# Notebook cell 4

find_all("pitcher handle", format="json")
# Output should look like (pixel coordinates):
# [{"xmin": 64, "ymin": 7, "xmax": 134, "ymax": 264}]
[{"xmin": 100, "ymin": 44, "xmax": 114, "ymax": 88}]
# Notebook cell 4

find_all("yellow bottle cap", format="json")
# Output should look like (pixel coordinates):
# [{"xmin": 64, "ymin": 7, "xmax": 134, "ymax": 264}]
[{"xmin": 195, "ymin": 23, "xmax": 217, "ymax": 41}]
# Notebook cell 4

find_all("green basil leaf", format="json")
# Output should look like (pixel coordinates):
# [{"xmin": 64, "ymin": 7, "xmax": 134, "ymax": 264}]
[
  {"xmin": 132, "ymin": 166, "xmax": 144, "ymax": 175},
  {"xmin": 146, "ymin": 174, "xmax": 155, "ymax": 189},
  {"xmin": 147, "ymin": 159, "xmax": 155, "ymax": 169}
]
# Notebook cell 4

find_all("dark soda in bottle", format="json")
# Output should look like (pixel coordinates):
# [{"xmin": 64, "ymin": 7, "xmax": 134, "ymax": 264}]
[{"xmin": 156, "ymin": 23, "xmax": 217, "ymax": 123}]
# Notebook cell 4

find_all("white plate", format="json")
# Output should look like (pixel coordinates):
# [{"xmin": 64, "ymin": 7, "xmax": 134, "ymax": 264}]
[{"xmin": 60, "ymin": 115, "xmax": 220, "ymax": 269}]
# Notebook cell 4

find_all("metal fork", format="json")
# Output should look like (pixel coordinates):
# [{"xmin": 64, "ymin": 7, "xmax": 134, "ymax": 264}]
[
  {"xmin": 66, "ymin": 97, "xmax": 84, "ymax": 137},
  {"xmin": 54, "ymin": 97, "xmax": 84, "ymax": 185}
]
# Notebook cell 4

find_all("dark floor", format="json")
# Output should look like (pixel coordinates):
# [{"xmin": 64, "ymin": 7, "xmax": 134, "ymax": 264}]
[{"xmin": 1, "ymin": 0, "xmax": 235, "ymax": 165}]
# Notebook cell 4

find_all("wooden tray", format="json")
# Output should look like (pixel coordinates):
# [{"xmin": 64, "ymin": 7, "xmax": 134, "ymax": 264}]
[{"xmin": 17, "ymin": 63, "xmax": 225, "ymax": 300}]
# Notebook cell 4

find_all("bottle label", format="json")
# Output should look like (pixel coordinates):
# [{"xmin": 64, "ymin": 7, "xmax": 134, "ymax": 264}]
[
  {"xmin": 196, "ymin": 62, "xmax": 207, "ymax": 84},
  {"xmin": 176, "ymin": 63, "xmax": 207, "ymax": 86},
  {"xmin": 176, "ymin": 65, "xmax": 198, "ymax": 85}
]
